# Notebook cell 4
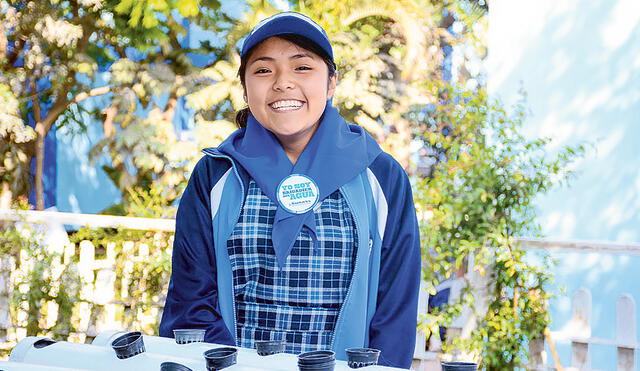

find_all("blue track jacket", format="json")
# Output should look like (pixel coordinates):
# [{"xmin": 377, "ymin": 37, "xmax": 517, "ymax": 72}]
[{"xmin": 159, "ymin": 148, "xmax": 421, "ymax": 369}]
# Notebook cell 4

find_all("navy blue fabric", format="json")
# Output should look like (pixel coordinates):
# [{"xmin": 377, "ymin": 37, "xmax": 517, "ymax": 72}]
[
  {"xmin": 228, "ymin": 180, "xmax": 356, "ymax": 354},
  {"xmin": 241, "ymin": 12, "xmax": 333, "ymax": 60},
  {"xmin": 158, "ymin": 157, "xmax": 235, "ymax": 345},
  {"xmin": 429, "ymin": 288, "xmax": 451, "ymax": 343},
  {"xmin": 218, "ymin": 104, "xmax": 381, "ymax": 267},
  {"xmin": 368, "ymin": 153, "xmax": 422, "ymax": 369}
]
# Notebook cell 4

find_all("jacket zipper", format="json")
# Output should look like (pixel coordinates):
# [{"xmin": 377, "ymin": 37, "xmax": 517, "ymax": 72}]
[
  {"xmin": 329, "ymin": 186, "xmax": 362, "ymax": 349},
  {"xmin": 204, "ymin": 150, "xmax": 245, "ymax": 346}
]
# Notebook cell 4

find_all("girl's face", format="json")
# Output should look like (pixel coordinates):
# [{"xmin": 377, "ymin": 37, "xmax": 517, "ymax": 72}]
[{"xmin": 244, "ymin": 37, "xmax": 337, "ymax": 143}]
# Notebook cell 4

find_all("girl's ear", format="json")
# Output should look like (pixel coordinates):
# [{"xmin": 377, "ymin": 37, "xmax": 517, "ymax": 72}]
[{"xmin": 327, "ymin": 73, "xmax": 338, "ymax": 100}]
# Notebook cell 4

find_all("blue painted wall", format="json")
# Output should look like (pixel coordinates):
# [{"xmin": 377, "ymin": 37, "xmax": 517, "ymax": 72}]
[
  {"xmin": 27, "ymin": 79, "xmax": 57, "ymax": 209},
  {"xmin": 488, "ymin": 0, "xmax": 640, "ymax": 369},
  {"xmin": 55, "ymin": 73, "xmax": 121, "ymax": 214}
]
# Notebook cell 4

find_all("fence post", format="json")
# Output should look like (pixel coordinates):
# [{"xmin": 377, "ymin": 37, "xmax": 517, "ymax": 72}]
[
  {"xmin": 120, "ymin": 241, "xmax": 135, "ymax": 300},
  {"xmin": 528, "ymin": 337, "xmax": 546, "ymax": 370},
  {"xmin": 414, "ymin": 282, "xmax": 429, "ymax": 355},
  {"xmin": 0, "ymin": 256, "xmax": 12, "ymax": 343},
  {"xmin": 76, "ymin": 240, "xmax": 96, "ymax": 341},
  {"xmin": 102, "ymin": 242, "xmax": 119, "ymax": 333},
  {"xmin": 616, "ymin": 294, "xmax": 636, "ymax": 371},
  {"xmin": 570, "ymin": 288, "xmax": 591, "ymax": 369}
]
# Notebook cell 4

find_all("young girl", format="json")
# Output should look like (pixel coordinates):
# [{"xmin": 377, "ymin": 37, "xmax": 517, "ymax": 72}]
[{"xmin": 159, "ymin": 12, "xmax": 421, "ymax": 369}]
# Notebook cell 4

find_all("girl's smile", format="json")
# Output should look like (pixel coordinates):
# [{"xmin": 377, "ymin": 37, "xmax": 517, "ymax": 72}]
[
  {"xmin": 269, "ymin": 99, "xmax": 305, "ymax": 112},
  {"xmin": 244, "ymin": 37, "xmax": 337, "ymax": 157}
]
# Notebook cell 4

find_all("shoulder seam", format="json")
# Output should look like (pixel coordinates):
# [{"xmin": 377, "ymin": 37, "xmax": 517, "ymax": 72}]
[
  {"xmin": 210, "ymin": 168, "xmax": 233, "ymax": 220},
  {"xmin": 365, "ymin": 168, "xmax": 388, "ymax": 241}
]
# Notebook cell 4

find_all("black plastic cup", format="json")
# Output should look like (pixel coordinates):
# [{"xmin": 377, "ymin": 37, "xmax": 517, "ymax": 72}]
[
  {"xmin": 255, "ymin": 339, "xmax": 285, "ymax": 356},
  {"xmin": 33, "ymin": 338, "xmax": 57, "ymax": 349},
  {"xmin": 345, "ymin": 348, "xmax": 381, "ymax": 368},
  {"xmin": 441, "ymin": 362, "xmax": 478, "ymax": 371},
  {"xmin": 111, "ymin": 331, "xmax": 145, "ymax": 359},
  {"xmin": 173, "ymin": 329, "xmax": 206, "ymax": 344},
  {"xmin": 160, "ymin": 362, "xmax": 193, "ymax": 371},
  {"xmin": 203, "ymin": 347, "xmax": 238, "ymax": 370},
  {"xmin": 297, "ymin": 350, "xmax": 335, "ymax": 365},
  {"xmin": 298, "ymin": 361, "xmax": 336, "ymax": 371},
  {"xmin": 298, "ymin": 350, "xmax": 335, "ymax": 371}
]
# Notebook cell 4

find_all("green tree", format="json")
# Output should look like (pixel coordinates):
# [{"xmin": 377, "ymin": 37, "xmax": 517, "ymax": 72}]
[
  {"xmin": 85, "ymin": 0, "xmax": 237, "ymax": 216},
  {"xmin": 0, "ymin": 201, "xmax": 82, "ymax": 340},
  {"xmin": 0, "ymin": 83, "xmax": 35, "ymax": 209},
  {"xmin": 0, "ymin": 0, "xmax": 223, "ymax": 210},
  {"xmin": 413, "ymin": 84, "xmax": 582, "ymax": 368}
]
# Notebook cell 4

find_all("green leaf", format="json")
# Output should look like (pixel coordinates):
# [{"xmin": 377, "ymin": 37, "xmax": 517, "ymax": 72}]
[
  {"xmin": 177, "ymin": 0, "xmax": 200, "ymax": 17},
  {"xmin": 114, "ymin": 0, "xmax": 135, "ymax": 14}
]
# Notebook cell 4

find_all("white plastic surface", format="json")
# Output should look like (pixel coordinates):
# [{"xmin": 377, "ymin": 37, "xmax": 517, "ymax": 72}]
[
  {"xmin": 0, "ymin": 360, "xmax": 90, "ymax": 371},
  {"xmin": 8, "ymin": 336, "xmax": 204, "ymax": 371},
  {"xmin": 92, "ymin": 331, "xmax": 404, "ymax": 370}
]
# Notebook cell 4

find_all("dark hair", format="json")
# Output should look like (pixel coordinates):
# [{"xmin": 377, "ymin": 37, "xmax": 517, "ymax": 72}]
[{"xmin": 235, "ymin": 33, "xmax": 337, "ymax": 128}]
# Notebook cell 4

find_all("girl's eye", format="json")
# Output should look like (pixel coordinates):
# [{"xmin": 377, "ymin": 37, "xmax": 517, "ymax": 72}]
[
  {"xmin": 254, "ymin": 68, "xmax": 270, "ymax": 74},
  {"xmin": 296, "ymin": 66, "xmax": 312, "ymax": 71}
]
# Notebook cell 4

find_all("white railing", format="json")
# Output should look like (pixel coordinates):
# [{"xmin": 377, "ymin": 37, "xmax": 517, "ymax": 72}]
[
  {"xmin": 548, "ymin": 289, "xmax": 638, "ymax": 371},
  {"xmin": 413, "ymin": 239, "xmax": 640, "ymax": 371},
  {"xmin": 0, "ymin": 209, "xmax": 174, "ymax": 351},
  {"xmin": 519, "ymin": 237, "xmax": 640, "ymax": 255},
  {"xmin": 518, "ymin": 238, "xmax": 640, "ymax": 371},
  {"xmin": 0, "ymin": 209, "xmax": 175, "ymax": 232},
  {"xmin": 2, "ymin": 210, "xmax": 639, "ymax": 370}
]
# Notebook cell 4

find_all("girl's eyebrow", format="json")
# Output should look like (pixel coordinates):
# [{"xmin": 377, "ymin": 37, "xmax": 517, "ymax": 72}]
[
  {"xmin": 291, "ymin": 53, "xmax": 314, "ymax": 60},
  {"xmin": 249, "ymin": 53, "xmax": 315, "ymax": 65}
]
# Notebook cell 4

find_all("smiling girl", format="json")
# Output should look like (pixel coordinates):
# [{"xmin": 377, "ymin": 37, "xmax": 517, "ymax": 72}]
[{"xmin": 159, "ymin": 12, "xmax": 421, "ymax": 369}]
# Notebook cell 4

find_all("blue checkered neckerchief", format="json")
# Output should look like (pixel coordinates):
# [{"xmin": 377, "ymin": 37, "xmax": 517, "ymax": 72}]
[{"xmin": 227, "ymin": 179, "xmax": 357, "ymax": 354}]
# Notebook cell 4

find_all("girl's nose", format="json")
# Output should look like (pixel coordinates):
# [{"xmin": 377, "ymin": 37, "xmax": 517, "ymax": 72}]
[{"xmin": 273, "ymin": 72, "xmax": 295, "ymax": 91}]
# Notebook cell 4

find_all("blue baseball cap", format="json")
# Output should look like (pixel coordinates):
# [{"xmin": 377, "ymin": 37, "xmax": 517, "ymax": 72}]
[{"xmin": 241, "ymin": 12, "xmax": 333, "ymax": 61}]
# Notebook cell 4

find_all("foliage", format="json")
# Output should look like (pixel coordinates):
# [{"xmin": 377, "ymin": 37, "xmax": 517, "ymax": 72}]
[
  {"xmin": 0, "ymin": 201, "xmax": 172, "ymax": 345},
  {"xmin": 68, "ymin": 226, "xmax": 173, "ymax": 334},
  {"xmin": 413, "ymin": 83, "xmax": 582, "ymax": 369},
  {"xmin": 89, "ymin": 107, "xmax": 197, "ymax": 215},
  {"xmin": 1, "ymin": 0, "xmax": 108, "ymax": 208},
  {"xmin": 0, "ymin": 84, "xmax": 35, "ymax": 204},
  {"xmin": 0, "ymin": 203, "xmax": 82, "ymax": 341},
  {"xmin": 84, "ymin": 0, "xmax": 237, "ymax": 214},
  {"xmin": 0, "ymin": 0, "xmax": 226, "ymax": 209}
]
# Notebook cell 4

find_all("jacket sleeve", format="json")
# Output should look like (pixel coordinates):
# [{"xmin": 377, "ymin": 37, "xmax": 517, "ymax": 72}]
[
  {"xmin": 159, "ymin": 156, "xmax": 235, "ymax": 345},
  {"xmin": 368, "ymin": 153, "xmax": 422, "ymax": 369}
]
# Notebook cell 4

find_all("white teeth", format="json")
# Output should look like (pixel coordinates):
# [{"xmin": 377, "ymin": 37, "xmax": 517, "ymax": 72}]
[{"xmin": 270, "ymin": 100, "xmax": 303, "ymax": 110}]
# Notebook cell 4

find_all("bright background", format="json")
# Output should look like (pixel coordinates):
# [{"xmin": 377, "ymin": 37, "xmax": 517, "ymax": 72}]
[{"xmin": 488, "ymin": 0, "xmax": 640, "ymax": 368}]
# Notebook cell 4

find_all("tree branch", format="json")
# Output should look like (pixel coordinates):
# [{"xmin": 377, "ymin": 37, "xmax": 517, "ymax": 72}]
[
  {"xmin": 6, "ymin": 36, "xmax": 25, "ymax": 67},
  {"xmin": 102, "ymin": 104, "xmax": 117, "ymax": 137},
  {"xmin": 30, "ymin": 79, "xmax": 43, "ymax": 123},
  {"xmin": 73, "ymin": 86, "xmax": 112, "ymax": 104},
  {"xmin": 0, "ymin": 20, "xmax": 7, "ymax": 61},
  {"xmin": 39, "ymin": 85, "xmax": 112, "ymax": 134},
  {"xmin": 19, "ymin": 87, "xmax": 54, "ymax": 102}
]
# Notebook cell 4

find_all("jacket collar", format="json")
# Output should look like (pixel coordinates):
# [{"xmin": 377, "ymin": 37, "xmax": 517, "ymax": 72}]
[{"xmin": 212, "ymin": 103, "xmax": 381, "ymax": 266}]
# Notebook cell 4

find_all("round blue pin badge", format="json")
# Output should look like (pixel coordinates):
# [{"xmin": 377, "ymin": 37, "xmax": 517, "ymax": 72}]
[{"xmin": 276, "ymin": 174, "xmax": 319, "ymax": 214}]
